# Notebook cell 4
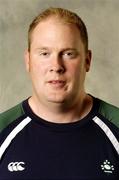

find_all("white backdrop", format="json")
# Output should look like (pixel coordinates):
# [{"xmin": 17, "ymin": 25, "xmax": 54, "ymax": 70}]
[{"xmin": 0, "ymin": 0, "xmax": 119, "ymax": 112}]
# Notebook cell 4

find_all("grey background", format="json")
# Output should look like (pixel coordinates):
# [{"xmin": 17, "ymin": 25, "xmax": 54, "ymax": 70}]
[{"xmin": 0, "ymin": 0, "xmax": 119, "ymax": 112}]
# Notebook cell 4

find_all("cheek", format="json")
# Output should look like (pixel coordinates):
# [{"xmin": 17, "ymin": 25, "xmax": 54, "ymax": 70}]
[
  {"xmin": 29, "ymin": 60, "xmax": 48, "ymax": 77},
  {"xmin": 67, "ymin": 62, "xmax": 86, "ymax": 84},
  {"xmin": 67, "ymin": 63, "xmax": 80, "ymax": 77}
]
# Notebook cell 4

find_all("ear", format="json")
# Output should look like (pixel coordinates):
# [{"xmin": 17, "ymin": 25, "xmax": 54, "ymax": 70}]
[
  {"xmin": 24, "ymin": 49, "xmax": 30, "ymax": 72},
  {"xmin": 85, "ymin": 50, "xmax": 92, "ymax": 72}
]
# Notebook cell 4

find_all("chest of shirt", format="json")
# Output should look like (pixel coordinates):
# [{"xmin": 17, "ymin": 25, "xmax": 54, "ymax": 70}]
[{"xmin": 0, "ymin": 122, "xmax": 119, "ymax": 179}]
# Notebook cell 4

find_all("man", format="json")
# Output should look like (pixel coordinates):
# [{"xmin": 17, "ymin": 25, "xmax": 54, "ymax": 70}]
[{"xmin": 0, "ymin": 7, "xmax": 119, "ymax": 180}]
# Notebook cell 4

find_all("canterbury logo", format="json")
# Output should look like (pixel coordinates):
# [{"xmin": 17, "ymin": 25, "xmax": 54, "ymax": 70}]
[{"xmin": 8, "ymin": 162, "xmax": 25, "ymax": 172}]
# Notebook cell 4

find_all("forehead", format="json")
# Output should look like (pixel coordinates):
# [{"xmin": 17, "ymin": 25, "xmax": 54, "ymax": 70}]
[
  {"xmin": 32, "ymin": 17, "xmax": 81, "ymax": 39},
  {"xmin": 30, "ymin": 17, "xmax": 84, "ymax": 48}
]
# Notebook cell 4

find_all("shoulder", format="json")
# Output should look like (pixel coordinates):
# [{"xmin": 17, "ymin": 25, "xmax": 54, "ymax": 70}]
[
  {"xmin": 98, "ymin": 98, "xmax": 119, "ymax": 128},
  {"xmin": 0, "ymin": 102, "xmax": 25, "ymax": 132}
]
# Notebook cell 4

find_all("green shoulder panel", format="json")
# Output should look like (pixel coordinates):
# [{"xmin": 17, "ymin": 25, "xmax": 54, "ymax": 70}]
[
  {"xmin": 0, "ymin": 103, "xmax": 25, "ymax": 133},
  {"xmin": 99, "ymin": 100, "xmax": 119, "ymax": 128}
]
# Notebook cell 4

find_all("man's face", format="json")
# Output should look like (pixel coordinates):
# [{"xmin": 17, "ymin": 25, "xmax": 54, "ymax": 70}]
[{"xmin": 25, "ymin": 17, "xmax": 91, "ymax": 107}]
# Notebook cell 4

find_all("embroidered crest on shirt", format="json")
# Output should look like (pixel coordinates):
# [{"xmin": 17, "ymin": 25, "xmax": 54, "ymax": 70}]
[
  {"xmin": 8, "ymin": 162, "xmax": 25, "ymax": 172},
  {"xmin": 101, "ymin": 160, "xmax": 114, "ymax": 173}
]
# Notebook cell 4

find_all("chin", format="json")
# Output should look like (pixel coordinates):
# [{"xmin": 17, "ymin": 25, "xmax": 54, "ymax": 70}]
[
  {"xmin": 46, "ymin": 95, "xmax": 66, "ymax": 104},
  {"xmin": 47, "ymin": 98, "xmax": 65, "ymax": 104}
]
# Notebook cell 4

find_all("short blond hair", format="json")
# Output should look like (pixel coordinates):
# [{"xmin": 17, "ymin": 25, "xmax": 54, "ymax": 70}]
[{"xmin": 28, "ymin": 7, "xmax": 88, "ymax": 52}]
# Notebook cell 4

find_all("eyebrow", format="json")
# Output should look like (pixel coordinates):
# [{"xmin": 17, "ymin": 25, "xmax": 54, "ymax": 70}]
[
  {"xmin": 35, "ymin": 47, "xmax": 78, "ymax": 51},
  {"xmin": 35, "ymin": 47, "xmax": 49, "ymax": 51},
  {"xmin": 61, "ymin": 48, "xmax": 78, "ymax": 51}
]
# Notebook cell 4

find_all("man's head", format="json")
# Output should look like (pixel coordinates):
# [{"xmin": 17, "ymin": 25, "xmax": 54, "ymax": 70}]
[
  {"xmin": 25, "ymin": 7, "xmax": 91, "ymax": 109},
  {"xmin": 28, "ymin": 7, "xmax": 88, "ymax": 52}
]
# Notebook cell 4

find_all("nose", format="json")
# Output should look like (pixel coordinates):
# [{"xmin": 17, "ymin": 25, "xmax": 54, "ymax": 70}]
[{"xmin": 49, "ymin": 56, "xmax": 65, "ymax": 74}]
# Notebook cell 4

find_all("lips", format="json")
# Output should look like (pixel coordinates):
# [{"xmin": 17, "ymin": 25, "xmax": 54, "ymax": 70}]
[
  {"xmin": 48, "ymin": 80, "xmax": 65, "ymax": 84},
  {"xmin": 47, "ymin": 80, "xmax": 66, "ymax": 88}
]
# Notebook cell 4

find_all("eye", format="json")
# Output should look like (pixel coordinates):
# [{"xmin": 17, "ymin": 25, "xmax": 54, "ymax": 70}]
[
  {"xmin": 63, "ymin": 51, "xmax": 78, "ymax": 59},
  {"xmin": 39, "ymin": 51, "xmax": 50, "ymax": 57}
]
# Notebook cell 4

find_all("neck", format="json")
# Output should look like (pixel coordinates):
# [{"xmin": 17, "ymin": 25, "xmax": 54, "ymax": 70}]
[{"xmin": 28, "ymin": 94, "xmax": 93, "ymax": 123}]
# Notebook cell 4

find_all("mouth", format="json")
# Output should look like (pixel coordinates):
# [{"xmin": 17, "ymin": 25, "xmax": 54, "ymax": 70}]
[{"xmin": 47, "ymin": 80, "xmax": 66, "ymax": 88}]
